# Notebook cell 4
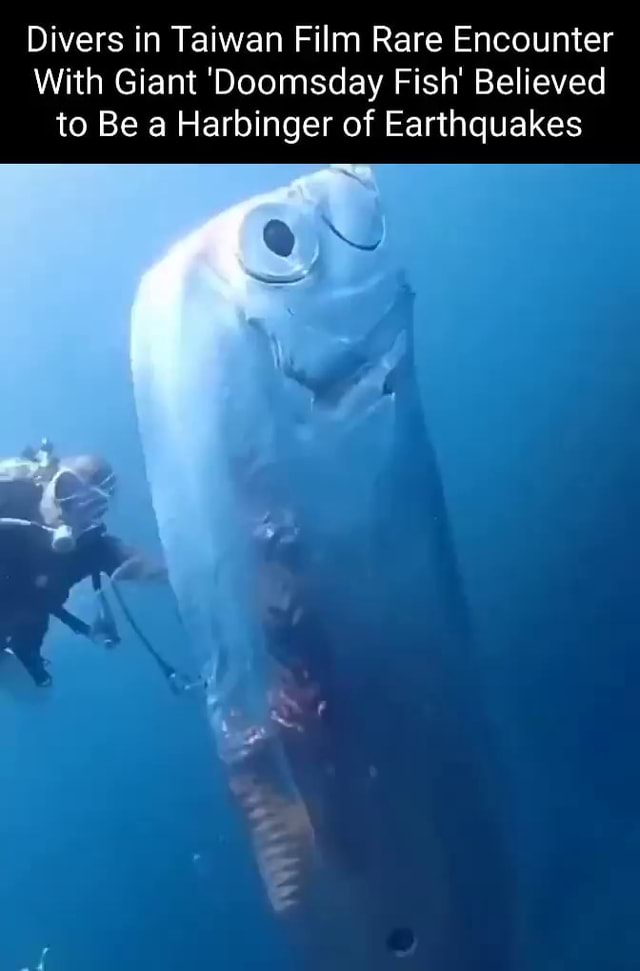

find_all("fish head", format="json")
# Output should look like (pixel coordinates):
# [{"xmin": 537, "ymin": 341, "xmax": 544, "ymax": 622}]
[
  {"xmin": 195, "ymin": 163, "xmax": 412, "ymax": 421},
  {"xmin": 131, "ymin": 164, "xmax": 416, "ymax": 565}
]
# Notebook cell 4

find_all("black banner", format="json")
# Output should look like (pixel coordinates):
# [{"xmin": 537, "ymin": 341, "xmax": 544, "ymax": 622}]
[{"xmin": 1, "ymin": 20, "xmax": 637, "ymax": 161}]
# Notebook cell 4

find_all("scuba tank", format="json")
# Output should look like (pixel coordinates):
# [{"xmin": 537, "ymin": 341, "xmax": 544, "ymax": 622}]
[
  {"xmin": 0, "ymin": 439, "xmax": 65, "ymax": 550},
  {"xmin": 23, "ymin": 438, "xmax": 56, "ymax": 469}
]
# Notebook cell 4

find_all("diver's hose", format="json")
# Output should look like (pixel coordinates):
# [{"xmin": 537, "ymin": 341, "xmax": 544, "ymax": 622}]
[
  {"xmin": 0, "ymin": 517, "xmax": 76, "ymax": 552},
  {"xmin": 106, "ymin": 576, "xmax": 196, "ymax": 693},
  {"xmin": 0, "ymin": 517, "xmax": 41, "ymax": 529}
]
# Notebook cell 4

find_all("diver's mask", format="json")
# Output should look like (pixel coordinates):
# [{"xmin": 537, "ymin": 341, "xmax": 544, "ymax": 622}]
[{"xmin": 49, "ymin": 466, "xmax": 116, "ymax": 552}]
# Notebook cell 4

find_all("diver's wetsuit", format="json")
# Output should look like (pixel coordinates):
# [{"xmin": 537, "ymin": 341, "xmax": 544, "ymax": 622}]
[{"xmin": 0, "ymin": 497, "xmax": 131, "ymax": 685}]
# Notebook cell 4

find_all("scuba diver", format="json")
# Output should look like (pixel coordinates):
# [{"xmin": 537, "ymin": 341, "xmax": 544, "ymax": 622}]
[{"xmin": 0, "ymin": 439, "xmax": 168, "ymax": 688}]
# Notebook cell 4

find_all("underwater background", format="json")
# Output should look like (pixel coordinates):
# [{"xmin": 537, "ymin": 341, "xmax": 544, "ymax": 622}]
[{"xmin": 0, "ymin": 163, "xmax": 639, "ymax": 970}]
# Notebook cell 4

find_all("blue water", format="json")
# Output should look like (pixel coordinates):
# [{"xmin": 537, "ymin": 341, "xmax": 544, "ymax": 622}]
[{"xmin": 1, "ymin": 163, "xmax": 639, "ymax": 970}]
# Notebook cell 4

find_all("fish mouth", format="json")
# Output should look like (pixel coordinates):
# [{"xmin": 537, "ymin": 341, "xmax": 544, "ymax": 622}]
[
  {"xmin": 284, "ymin": 329, "xmax": 407, "ymax": 408},
  {"xmin": 259, "ymin": 280, "xmax": 414, "ymax": 411}
]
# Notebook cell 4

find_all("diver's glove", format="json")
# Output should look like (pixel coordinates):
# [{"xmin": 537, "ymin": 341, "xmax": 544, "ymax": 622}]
[
  {"xmin": 90, "ymin": 592, "xmax": 121, "ymax": 648},
  {"xmin": 89, "ymin": 625, "xmax": 119, "ymax": 649},
  {"xmin": 110, "ymin": 553, "xmax": 168, "ymax": 583}
]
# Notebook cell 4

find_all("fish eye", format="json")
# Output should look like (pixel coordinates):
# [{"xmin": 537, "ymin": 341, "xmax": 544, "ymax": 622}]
[
  {"xmin": 297, "ymin": 165, "xmax": 385, "ymax": 250},
  {"xmin": 263, "ymin": 219, "xmax": 295, "ymax": 257},
  {"xmin": 321, "ymin": 167, "xmax": 385, "ymax": 249},
  {"xmin": 237, "ymin": 202, "xmax": 318, "ymax": 283}
]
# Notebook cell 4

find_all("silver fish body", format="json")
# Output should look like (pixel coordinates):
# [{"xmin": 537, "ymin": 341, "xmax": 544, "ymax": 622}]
[{"xmin": 130, "ymin": 165, "xmax": 517, "ymax": 970}]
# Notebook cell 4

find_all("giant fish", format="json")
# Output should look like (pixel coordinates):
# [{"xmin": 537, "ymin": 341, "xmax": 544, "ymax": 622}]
[{"xmin": 129, "ymin": 164, "xmax": 517, "ymax": 970}]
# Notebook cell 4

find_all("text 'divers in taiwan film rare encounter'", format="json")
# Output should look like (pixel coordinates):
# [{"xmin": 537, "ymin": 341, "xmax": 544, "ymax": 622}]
[{"xmin": 1, "ymin": 21, "xmax": 637, "ymax": 162}]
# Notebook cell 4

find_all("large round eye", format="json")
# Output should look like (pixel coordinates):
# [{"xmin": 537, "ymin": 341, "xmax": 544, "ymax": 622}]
[
  {"xmin": 237, "ymin": 202, "xmax": 318, "ymax": 283},
  {"xmin": 331, "ymin": 164, "xmax": 377, "ymax": 190},
  {"xmin": 319, "ymin": 166, "xmax": 385, "ymax": 250}
]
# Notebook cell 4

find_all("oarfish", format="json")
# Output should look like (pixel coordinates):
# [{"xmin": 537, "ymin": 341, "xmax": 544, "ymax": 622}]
[{"xmin": 129, "ymin": 164, "xmax": 517, "ymax": 970}]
